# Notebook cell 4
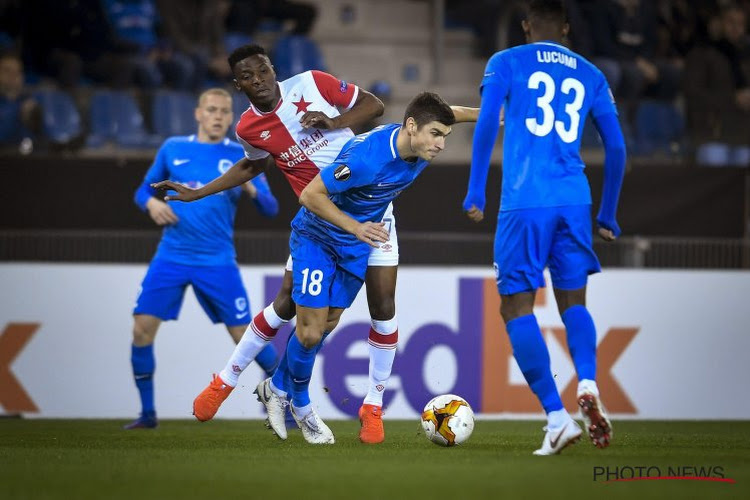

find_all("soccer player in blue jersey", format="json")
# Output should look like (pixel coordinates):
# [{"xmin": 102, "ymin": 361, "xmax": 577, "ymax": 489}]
[
  {"xmin": 463, "ymin": 0, "xmax": 626, "ymax": 455},
  {"xmin": 276, "ymin": 92, "xmax": 454, "ymax": 443},
  {"xmin": 124, "ymin": 88, "xmax": 280, "ymax": 429}
]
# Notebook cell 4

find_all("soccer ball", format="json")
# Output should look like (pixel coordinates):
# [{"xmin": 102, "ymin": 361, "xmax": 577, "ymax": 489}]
[{"xmin": 421, "ymin": 394, "xmax": 475, "ymax": 446}]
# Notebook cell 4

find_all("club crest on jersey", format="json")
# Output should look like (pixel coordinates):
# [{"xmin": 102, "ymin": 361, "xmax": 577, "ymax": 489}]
[
  {"xmin": 218, "ymin": 159, "xmax": 233, "ymax": 174},
  {"xmin": 333, "ymin": 164, "xmax": 351, "ymax": 181},
  {"xmin": 235, "ymin": 297, "xmax": 247, "ymax": 311},
  {"xmin": 340, "ymin": 80, "xmax": 348, "ymax": 93}
]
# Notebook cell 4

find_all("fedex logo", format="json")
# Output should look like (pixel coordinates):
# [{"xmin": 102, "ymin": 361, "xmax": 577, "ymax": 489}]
[{"xmin": 264, "ymin": 276, "xmax": 638, "ymax": 417}]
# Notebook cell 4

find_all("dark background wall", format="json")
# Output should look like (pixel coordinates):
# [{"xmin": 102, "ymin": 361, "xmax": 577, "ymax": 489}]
[{"xmin": 1, "ymin": 157, "xmax": 747, "ymax": 238}]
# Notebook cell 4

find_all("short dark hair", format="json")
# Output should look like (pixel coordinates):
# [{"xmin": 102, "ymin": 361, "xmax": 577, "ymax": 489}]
[
  {"xmin": 527, "ymin": 0, "xmax": 567, "ymax": 25},
  {"xmin": 228, "ymin": 44, "xmax": 269, "ymax": 71},
  {"xmin": 402, "ymin": 92, "xmax": 455, "ymax": 128}
]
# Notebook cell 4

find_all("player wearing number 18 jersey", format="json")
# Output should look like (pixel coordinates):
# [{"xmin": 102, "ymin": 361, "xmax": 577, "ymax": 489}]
[{"xmin": 463, "ymin": 0, "xmax": 626, "ymax": 455}]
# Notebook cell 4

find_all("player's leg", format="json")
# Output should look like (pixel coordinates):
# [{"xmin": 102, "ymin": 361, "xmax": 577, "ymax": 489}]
[
  {"xmin": 360, "ymin": 206, "xmax": 399, "ymax": 443},
  {"xmin": 190, "ymin": 265, "xmax": 281, "ymax": 421},
  {"xmin": 549, "ymin": 204, "xmax": 611, "ymax": 448},
  {"xmin": 125, "ymin": 260, "xmax": 189, "ymax": 429},
  {"xmin": 495, "ymin": 208, "xmax": 581, "ymax": 455},
  {"xmin": 192, "ymin": 266, "xmax": 291, "ymax": 421}
]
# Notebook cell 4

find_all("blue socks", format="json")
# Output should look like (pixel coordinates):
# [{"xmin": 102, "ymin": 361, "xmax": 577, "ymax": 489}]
[
  {"xmin": 271, "ymin": 329, "xmax": 330, "ymax": 406},
  {"xmin": 286, "ymin": 334, "xmax": 316, "ymax": 408},
  {"xmin": 561, "ymin": 305, "xmax": 597, "ymax": 381},
  {"xmin": 506, "ymin": 314, "xmax": 563, "ymax": 414},
  {"xmin": 131, "ymin": 344, "xmax": 155, "ymax": 415},
  {"xmin": 255, "ymin": 343, "xmax": 279, "ymax": 378}
]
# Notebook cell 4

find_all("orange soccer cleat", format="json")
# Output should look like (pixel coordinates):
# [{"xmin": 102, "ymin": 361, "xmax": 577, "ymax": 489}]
[
  {"xmin": 193, "ymin": 374, "xmax": 234, "ymax": 422},
  {"xmin": 358, "ymin": 404, "xmax": 385, "ymax": 444}
]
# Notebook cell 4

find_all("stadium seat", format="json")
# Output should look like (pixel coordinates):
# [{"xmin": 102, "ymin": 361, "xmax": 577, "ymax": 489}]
[
  {"xmin": 151, "ymin": 90, "xmax": 197, "ymax": 137},
  {"xmin": 272, "ymin": 35, "xmax": 326, "ymax": 81},
  {"xmin": 634, "ymin": 100, "xmax": 684, "ymax": 155},
  {"xmin": 232, "ymin": 93, "xmax": 251, "ymax": 126},
  {"xmin": 33, "ymin": 89, "xmax": 82, "ymax": 144},
  {"xmin": 224, "ymin": 32, "xmax": 253, "ymax": 54},
  {"xmin": 86, "ymin": 90, "xmax": 160, "ymax": 148}
]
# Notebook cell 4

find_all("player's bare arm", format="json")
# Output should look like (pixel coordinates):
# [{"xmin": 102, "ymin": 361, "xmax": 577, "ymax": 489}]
[
  {"xmin": 151, "ymin": 156, "xmax": 270, "ymax": 202},
  {"xmin": 299, "ymin": 175, "xmax": 389, "ymax": 248},
  {"xmin": 300, "ymin": 90, "xmax": 384, "ymax": 130},
  {"xmin": 450, "ymin": 106, "xmax": 480, "ymax": 123},
  {"xmin": 145, "ymin": 197, "xmax": 179, "ymax": 225}
]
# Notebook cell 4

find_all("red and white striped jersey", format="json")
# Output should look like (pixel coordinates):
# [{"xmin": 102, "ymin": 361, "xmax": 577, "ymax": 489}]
[{"xmin": 235, "ymin": 70, "xmax": 359, "ymax": 197}]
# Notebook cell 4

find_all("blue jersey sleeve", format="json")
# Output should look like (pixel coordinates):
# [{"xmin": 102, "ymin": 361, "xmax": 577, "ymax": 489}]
[
  {"xmin": 134, "ymin": 141, "xmax": 170, "ymax": 211},
  {"xmin": 320, "ymin": 141, "xmax": 377, "ymax": 194},
  {"xmin": 464, "ymin": 53, "xmax": 511, "ymax": 212},
  {"xmin": 249, "ymin": 173, "xmax": 279, "ymax": 217},
  {"xmin": 590, "ymin": 71, "xmax": 618, "ymax": 119},
  {"xmin": 593, "ymin": 112, "xmax": 626, "ymax": 236}
]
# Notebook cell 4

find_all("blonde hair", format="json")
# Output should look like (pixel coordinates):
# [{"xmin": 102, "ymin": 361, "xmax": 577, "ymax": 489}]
[{"xmin": 198, "ymin": 88, "xmax": 233, "ymax": 106}]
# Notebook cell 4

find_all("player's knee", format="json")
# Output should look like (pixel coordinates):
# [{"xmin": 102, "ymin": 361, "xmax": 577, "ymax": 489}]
[
  {"xmin": 272, "ymin": 295, "xmax": 296, "ymax": 320},
  {"xmin": 132, "ymin": 320, "xmax": 157, "ymax": 346},
  {"xmin": 295, "ymin": 327, "xmax": 323, "ymax": 349},
  {"xmin": 368, "ymin": 297, "xmax": 395, "ymax": 320}
]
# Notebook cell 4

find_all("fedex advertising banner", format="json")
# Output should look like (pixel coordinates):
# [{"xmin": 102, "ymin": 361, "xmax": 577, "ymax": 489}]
[{"xmin": 1, "ymin": 264, "xmax": 749, "ymax": 419}]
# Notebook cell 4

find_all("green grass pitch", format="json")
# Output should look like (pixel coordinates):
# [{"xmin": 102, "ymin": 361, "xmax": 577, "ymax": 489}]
[{"xmin": 1, "ymin": 419, "xmax": 748, "ymax": 499}]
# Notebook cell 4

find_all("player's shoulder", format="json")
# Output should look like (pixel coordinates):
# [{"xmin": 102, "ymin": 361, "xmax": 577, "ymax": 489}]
[
  {"xmin": 159, "ymin": 135, "xmax": 196, "ymax": 152},
  {"xmin": 346, "ymin": 124, "xmax": 399, "ymax": 164}
]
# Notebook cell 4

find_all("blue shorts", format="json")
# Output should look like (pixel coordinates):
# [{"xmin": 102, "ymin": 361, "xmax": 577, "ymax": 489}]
[
  {"xmin": 289, "ymin": 230, "xmax": 369, "ymax": 309},
  {"xmin": 494, "ymin": 205, "xmax": 601, "ymax": 295},
  {"xmin": 134, "ymin": 259, "xmax": 251, "ymax": 326}
]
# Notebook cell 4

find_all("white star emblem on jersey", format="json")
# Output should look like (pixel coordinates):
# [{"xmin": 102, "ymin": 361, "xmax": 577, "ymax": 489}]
[{"xmin": 173, "ymin": 159, "xmax": 190, "ymax": 166}]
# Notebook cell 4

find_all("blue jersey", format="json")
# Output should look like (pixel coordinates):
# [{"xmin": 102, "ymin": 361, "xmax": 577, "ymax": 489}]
[
  {"xmin": 134, "ymin": 135, "xmax": 277, "ymax": 266},
  {"xmin": 482, "ymin": 41, "xmax": 617, "ymax": 210},
  {"xmin": 292, "ymin": 123, "xmax": 429, "ymax": 247}
]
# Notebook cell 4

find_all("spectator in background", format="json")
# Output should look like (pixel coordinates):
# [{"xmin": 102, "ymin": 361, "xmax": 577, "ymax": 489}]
[
  {"xmin": 225, "ymin": 0, "xmax": 318, "ymax": 37},
  {"xmin": 684, "ymin": 3, "xmax": 750, "ymax": 166},
  {"xmin": 156, "ymin": 0, "xmax": 233, "ymax": 88},
  {"xmin": 101, "ymin": 0, "xmax": 195, "ymax": 90},
  {"xmin": 22, "ymin": 0, "xmax": 134, "ymax": 89},
  {"xmin": 0, "ymin": 51, "xmax": 44, "ymax": 154}
]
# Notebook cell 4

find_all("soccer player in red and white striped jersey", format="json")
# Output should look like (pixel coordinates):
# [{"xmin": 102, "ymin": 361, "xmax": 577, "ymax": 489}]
[{"xmin": 155, "ymin": 44, "xmax": 477, "ymax": 444}]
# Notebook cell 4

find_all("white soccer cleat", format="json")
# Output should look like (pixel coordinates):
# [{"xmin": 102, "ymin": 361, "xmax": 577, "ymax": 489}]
[
  {"xmin": 533, "ymin": 419, "xmax": 582, "ymax": 456},
  {"xmin": 254, "ymin": 378, "xmax": 289, "ymax": 440},
  {"xmin": 291, "ymin": 406, "xmax": 335, "ymax": 445},
  {"xmin": 578, "ymin": 391, "xmax": 613, "ymax": 448}
]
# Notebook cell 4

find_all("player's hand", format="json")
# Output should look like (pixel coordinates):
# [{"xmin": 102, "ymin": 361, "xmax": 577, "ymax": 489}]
[
  {"xmin": 465, "ymin": 205, "xmax": 484, "ymax": 223},
  {"xmin": 598, "ymin": 227, "xmax": 616, "ymax": 242},
  {"xmin": 146, "ymin": 197, "xmax": 179, "ymax": 226},
  {"xmin": 150, "ymin": 180, "xmax": 200, "ymax": 202},
  {"xmin": 354, "ymin": 221, "xmax": 389, "ymax": 248},
  {"xmin": 300, "ymin": 111, "xmax": 335, "ymax": 129}
]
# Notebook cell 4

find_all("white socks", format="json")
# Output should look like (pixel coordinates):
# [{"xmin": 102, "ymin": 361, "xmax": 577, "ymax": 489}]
[
  {"xmin": 219, "ymin": 304, "xmax": 288, "ymax": 387},
  {"xmin": 363, "ymin": 317, "xmax": 398, "ymax": 407}
]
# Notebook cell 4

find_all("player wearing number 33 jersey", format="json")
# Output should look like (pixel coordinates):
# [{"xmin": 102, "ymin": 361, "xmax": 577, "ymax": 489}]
[{"xmin": 463, "ymin": 0, "xmax": 626, "ymax": 456}]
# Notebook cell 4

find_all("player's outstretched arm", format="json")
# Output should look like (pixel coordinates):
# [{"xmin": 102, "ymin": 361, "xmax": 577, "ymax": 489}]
[
  {"xmin": 151, "ymin": 157, "xmax": 270, "ymax": 202},
  {"xmin": 301, "ymin": 89, "xmax": 384, "ymax": 131},
  {"xmin": 592, "ymin": 112, "xmax": 627, "ymax": 242},
  {"xmin": 299, "ymin": 175, "xmax": 388, "ymax": 248},
  {"xmin": 450, "ymin": 106, "xmax": 479, "ymax": 123}
]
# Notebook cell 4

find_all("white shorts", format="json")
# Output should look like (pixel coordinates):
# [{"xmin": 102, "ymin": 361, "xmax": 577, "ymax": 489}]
[{"xmin": 285, "ymin": 203, "xmax": 399, "ymax": 271}]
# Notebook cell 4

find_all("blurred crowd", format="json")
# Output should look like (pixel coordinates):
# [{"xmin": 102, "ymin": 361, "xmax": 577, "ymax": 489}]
[{"xmin": 2, "ymin": 0, "xmax": 749, "ymax": 167}]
